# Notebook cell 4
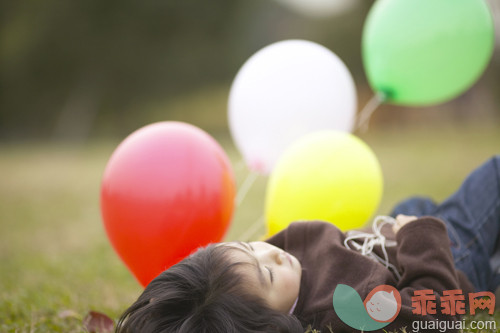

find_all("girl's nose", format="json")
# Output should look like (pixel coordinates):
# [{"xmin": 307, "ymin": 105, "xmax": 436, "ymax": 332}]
[
  {"xmin": 258, "ymin": 248, "xmax": 282, "ymax": 265},
  {"xmin": 271, "ymin": 249, "xmax": 283, "ymax": 265}
]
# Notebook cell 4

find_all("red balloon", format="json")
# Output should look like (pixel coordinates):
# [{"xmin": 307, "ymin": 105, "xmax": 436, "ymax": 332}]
[{"xmin": 100, "ymin": 122, "xmax": 235, "ymax": 286}]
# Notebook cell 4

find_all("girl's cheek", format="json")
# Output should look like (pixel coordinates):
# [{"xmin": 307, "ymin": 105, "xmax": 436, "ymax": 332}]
[{"xmin": 282, "ymin": 270, "xmax": 298, "ymax": 289}]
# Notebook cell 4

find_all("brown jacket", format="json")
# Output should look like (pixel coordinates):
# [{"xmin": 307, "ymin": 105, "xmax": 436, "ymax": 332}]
[{"xmin": 266, "ymin": 217, "xmax": 474, "ymax": 332}]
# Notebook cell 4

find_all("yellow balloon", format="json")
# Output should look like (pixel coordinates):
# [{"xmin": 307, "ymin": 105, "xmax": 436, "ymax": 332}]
[{"xmin": 265, "ymin": 131, "xmax": 383, "ymax": 236}]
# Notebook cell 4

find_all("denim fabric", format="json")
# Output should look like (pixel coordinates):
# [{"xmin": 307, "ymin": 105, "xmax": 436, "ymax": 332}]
[{"xmin": 391, "ymin": 156, "xmax": 500, "ymax": 292}]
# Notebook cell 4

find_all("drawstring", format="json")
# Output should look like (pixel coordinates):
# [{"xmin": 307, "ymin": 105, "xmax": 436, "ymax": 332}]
[{"xmin": 344, "ymin": 216, "xmax": 402, "ymax": 281}]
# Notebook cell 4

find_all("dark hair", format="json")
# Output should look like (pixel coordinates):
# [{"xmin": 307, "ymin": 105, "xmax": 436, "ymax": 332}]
[{"xmin": 116, "ymin": 244, "xmax": 304, "ymax": 333}]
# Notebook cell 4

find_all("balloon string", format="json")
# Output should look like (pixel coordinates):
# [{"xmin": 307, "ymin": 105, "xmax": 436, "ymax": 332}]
[
  {"xmin": 235, "ymin": 171, "xmax": 259, "ymax": 207},
  {"xmin": 237, "ymin": 215, "xmax": 264, "ymax": 241},
  {"xmin": 354, "ymin": 92, "xmax": 386, "ymax": 133},
  {"xmin": 234, "ymin": 158, "xmax": 246, "ymax": 173}
]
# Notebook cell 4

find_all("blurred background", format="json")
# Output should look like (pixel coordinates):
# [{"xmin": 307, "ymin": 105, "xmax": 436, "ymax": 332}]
[
  {"xmin": 1, "ymin": 0, "xmax": 499, "ymax": 331},
  {"xmin": 1, "ymin": 0, "xmax": 498, "ymax": 141}
]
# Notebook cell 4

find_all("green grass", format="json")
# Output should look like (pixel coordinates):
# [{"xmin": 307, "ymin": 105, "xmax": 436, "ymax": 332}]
[{"xmin": 1, "ymin": 121, "xmax": 500, "ymax": 332}]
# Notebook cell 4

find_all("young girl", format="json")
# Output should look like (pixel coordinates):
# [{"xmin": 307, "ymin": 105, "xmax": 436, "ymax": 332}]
[{"xmin": 116, "ymin": 156, "xmax": 500, "ymax": 332}]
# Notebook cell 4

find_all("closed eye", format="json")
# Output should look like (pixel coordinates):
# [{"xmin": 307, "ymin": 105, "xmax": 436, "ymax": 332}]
[{"xmin": 266, "ymin": 266, "xmax": 274, "ymax": 283}]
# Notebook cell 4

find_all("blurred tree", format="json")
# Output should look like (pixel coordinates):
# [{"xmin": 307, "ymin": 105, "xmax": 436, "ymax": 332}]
[
  {"xmin": 0, "ymin": 0, "xmax": 497, "ymax": 141},
  {"xmin": 1, "ymin": 0, "xmax": 244, "ymax": 139}
]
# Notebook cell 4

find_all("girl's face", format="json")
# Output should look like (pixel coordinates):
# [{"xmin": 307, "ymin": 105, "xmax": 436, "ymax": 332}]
[{"xmin": 227, "ymin": 241, "xmax": 302, "ymax": 313}]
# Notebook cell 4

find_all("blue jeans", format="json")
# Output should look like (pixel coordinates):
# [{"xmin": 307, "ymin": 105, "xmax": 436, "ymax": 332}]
[{"xmin": 391, "ymin": 156, "xmax": 500, "ymax": 292}]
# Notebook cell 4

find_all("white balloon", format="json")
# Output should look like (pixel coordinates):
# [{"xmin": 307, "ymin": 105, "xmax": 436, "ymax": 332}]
[{"xmin": 228, "ymin": 39, "xmax": 357, "ymax": 174}]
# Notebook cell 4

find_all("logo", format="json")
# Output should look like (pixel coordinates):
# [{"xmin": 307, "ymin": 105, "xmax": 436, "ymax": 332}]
[
  {"xmin": 333, "ymin": 285, "xmax": 496, "ymax": 332},
  {"xmin": 332, "ymin": 284, "xmax": 401, "ymax": 331}
]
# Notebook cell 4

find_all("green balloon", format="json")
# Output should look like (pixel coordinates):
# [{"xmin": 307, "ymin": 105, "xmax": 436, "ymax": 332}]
[{"xmin": 362, "ymin": 0, "xmax": 494, "ymax": 106}]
